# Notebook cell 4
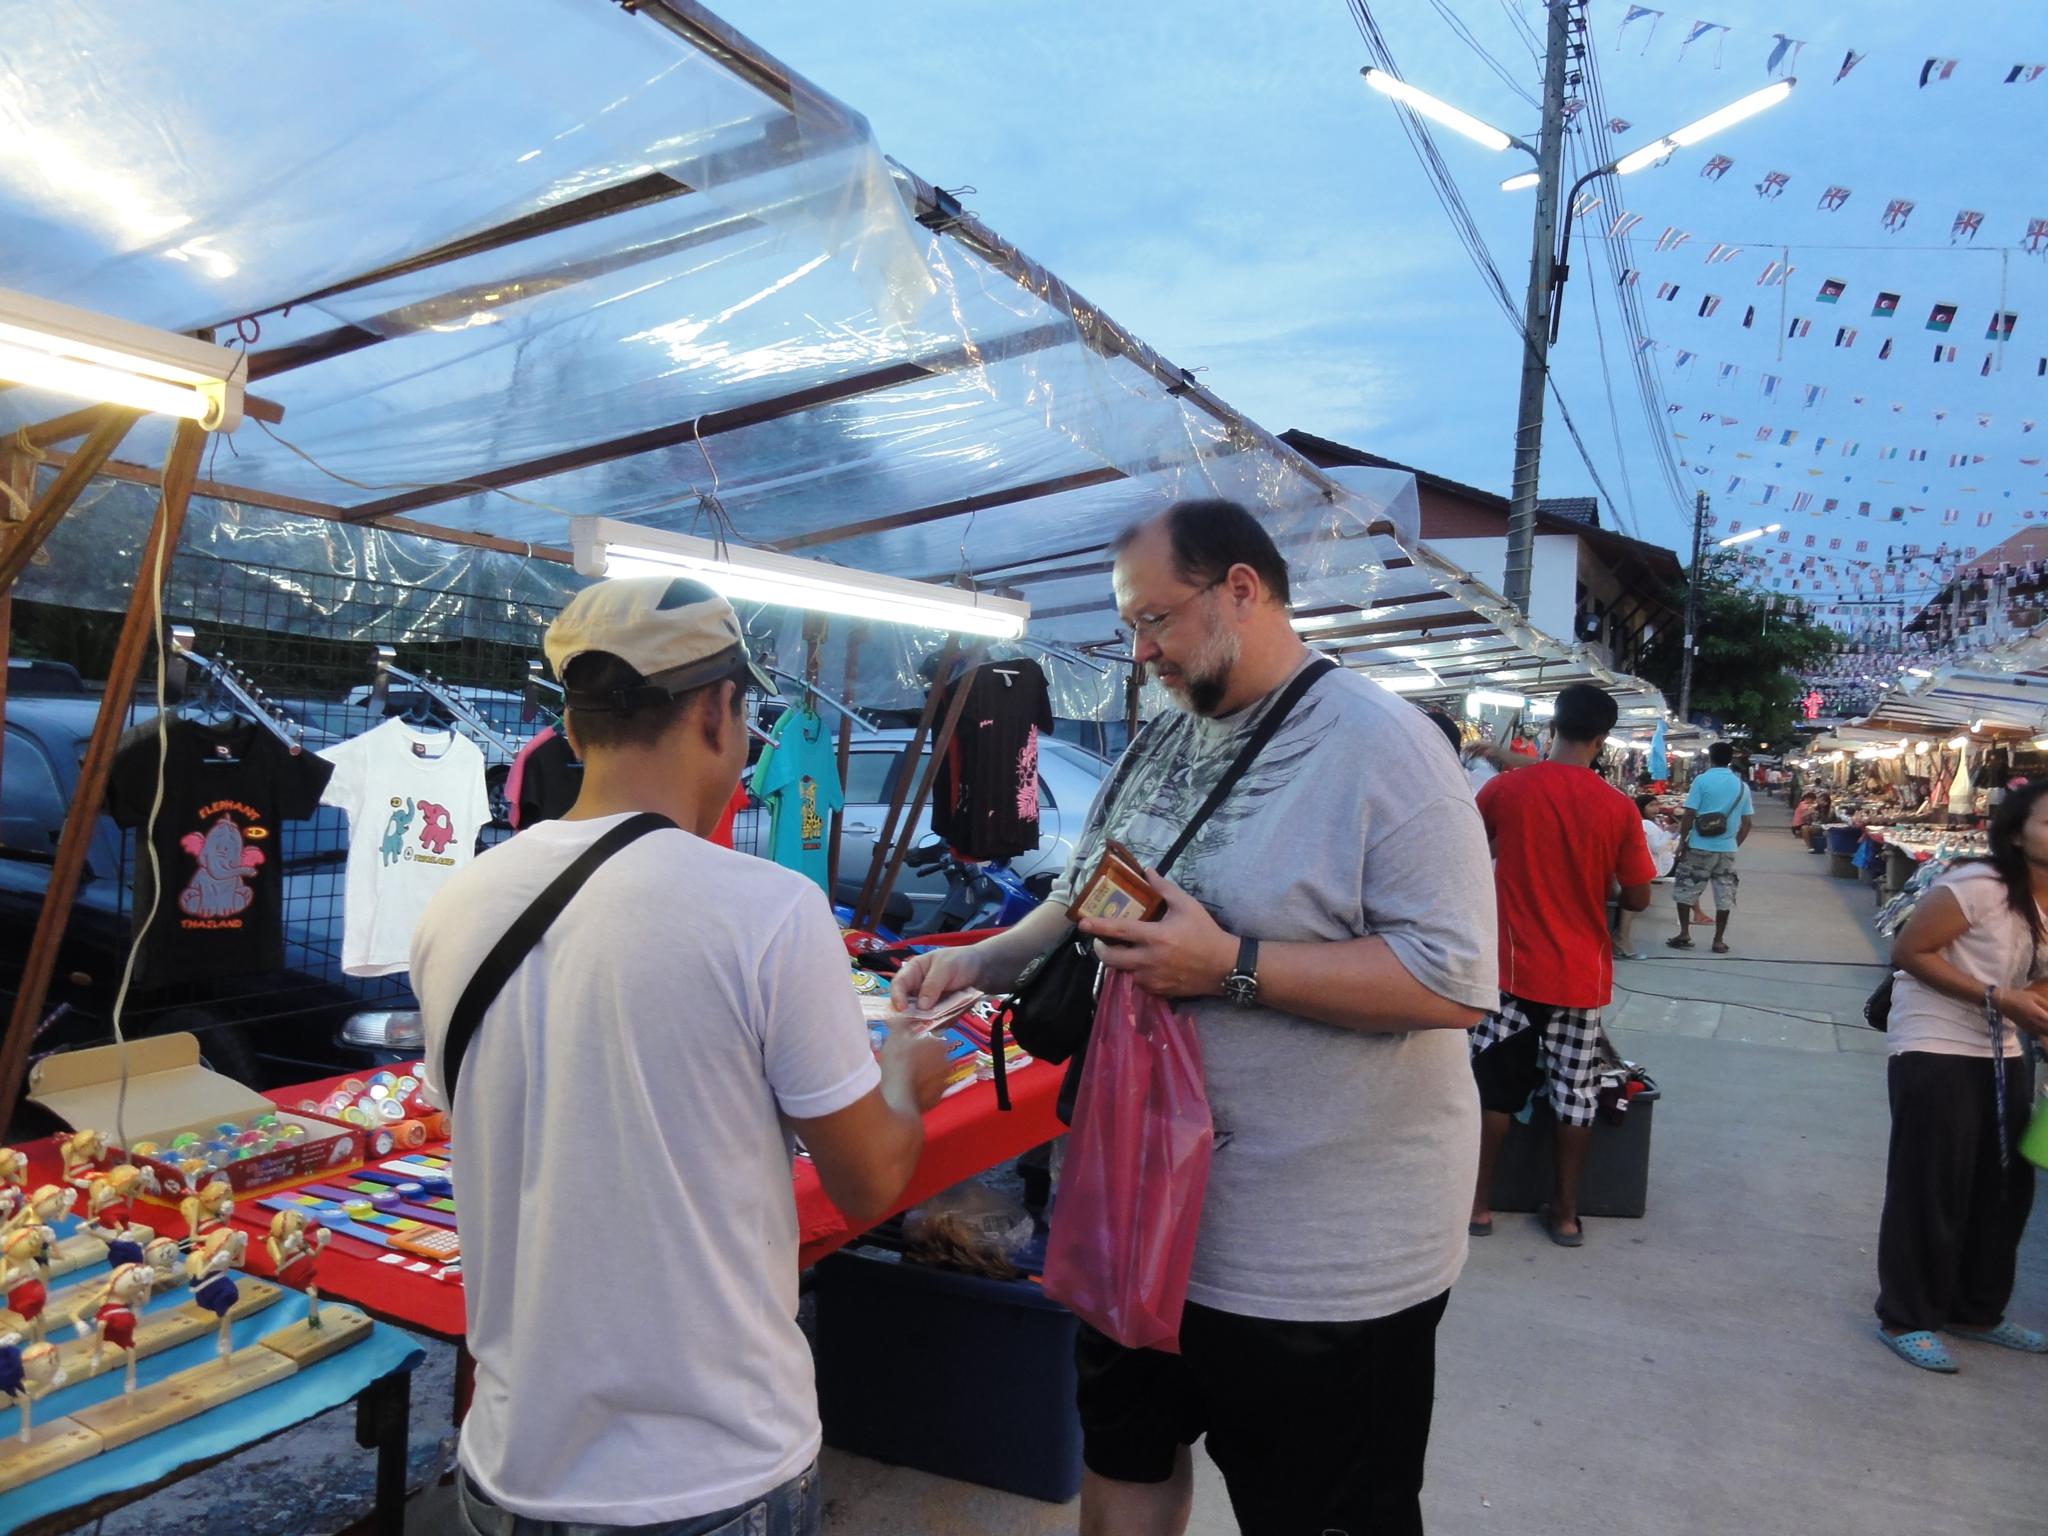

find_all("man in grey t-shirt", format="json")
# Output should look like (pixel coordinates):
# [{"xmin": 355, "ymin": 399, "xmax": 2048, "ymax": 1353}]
[{"xmin": 894, "ymin": 500, "xmax": 1497, "ymax": 1536}]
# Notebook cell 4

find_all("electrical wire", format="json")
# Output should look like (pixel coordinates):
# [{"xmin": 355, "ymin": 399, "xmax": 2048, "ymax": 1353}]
[{"xmin": 1425, "ymin": 0, "xmax": 1539, "ymax": 107}]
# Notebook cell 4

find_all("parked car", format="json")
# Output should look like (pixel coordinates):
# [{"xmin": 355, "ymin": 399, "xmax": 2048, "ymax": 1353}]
[
  {"xmin": 0, "ymin": 696, "xmax": 412, "ymax": 1135},
  {"xmin": 734, "ymin": 727, "xmax": 1109, "ymax": 929}
]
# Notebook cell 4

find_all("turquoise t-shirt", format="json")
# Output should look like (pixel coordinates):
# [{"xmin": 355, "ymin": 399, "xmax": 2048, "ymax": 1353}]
[
  {"xmin": 1684, "ymin": 766, "xmax": 1754, "ymax": 855},
  {"xmin": 749, "ymin": 706, "xmax": 844, "ymax": 894}
]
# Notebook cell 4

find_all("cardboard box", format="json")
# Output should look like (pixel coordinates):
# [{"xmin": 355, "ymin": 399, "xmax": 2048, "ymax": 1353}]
[{"xmin": 28, "ymin": 1033, "xmax": 369, "ymax": 1206}]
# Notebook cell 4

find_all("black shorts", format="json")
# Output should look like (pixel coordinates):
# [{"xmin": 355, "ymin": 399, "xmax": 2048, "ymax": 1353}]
[{"xmin": 1074, "ymin": 1291, "xmax": 1450, "ymax": 1536}]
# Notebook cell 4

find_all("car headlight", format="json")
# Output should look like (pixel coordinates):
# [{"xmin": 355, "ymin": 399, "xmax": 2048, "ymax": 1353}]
[{"xmin": 340, "ymin": 1010, "xmax": 423, "ymax": 1052}]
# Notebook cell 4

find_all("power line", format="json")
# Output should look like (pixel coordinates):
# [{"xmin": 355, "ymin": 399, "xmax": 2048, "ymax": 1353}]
[{"xmin": 1426, "ymin": 0, "xmax": 1539, "ymax": 107}]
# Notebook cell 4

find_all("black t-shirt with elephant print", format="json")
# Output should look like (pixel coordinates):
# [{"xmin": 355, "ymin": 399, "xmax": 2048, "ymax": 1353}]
[{"xmin": 106, "ymin": 719, "xmax": 333, "ymax": 987}]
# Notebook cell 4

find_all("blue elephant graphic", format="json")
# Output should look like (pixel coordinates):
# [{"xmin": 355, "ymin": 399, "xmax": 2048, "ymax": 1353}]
[
  {"xmin": 380, "ymin": 798, "xmax": 416, "ymax": 866},
  {"xmin": 178, "ymin": 817, "xmax": 262, "ymax": 920}
]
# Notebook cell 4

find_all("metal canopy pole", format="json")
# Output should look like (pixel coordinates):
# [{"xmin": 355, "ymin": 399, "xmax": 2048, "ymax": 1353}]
[{"xmin": 0, "ymin": 418, "xmax": 207, "ymax": 1132}]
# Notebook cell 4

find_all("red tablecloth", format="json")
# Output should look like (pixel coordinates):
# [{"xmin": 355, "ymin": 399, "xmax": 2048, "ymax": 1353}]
[{"xmin": 19, "ymin": 1059, "xmax": 1064, "ymax": 1341}]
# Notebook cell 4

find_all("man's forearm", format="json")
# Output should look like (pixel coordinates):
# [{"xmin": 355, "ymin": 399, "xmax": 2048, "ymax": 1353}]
[
  {"xmin": 974, "ymin": 899, "xmax": 1070, "ymax": 989},
  {"xmin": 1254, "ymin": 935, "xmax": 1484, "ymax": 1034}
]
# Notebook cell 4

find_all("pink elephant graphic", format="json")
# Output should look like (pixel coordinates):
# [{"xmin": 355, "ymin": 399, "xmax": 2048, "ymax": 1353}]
[
  {"xmin": 415, "ymin": 801, "xmax": 455, "ymax": 856},
  {"xmin": 178, "ymin": 817, "xmax": 262, "ymax": 919}
]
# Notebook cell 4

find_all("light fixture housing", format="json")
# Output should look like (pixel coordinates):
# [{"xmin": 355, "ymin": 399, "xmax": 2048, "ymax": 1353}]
[
  {"xmin": 1361, "ymin": 67, "xmax": 1520, "ymax": 153},
  {"xmin": 1464, "ymin": 688, "xmax": 1527, "ymax": 717},
  {"xmin": 1499, "ymin": 171, "xmax": 1541, "ymax": 192},
  {"xmin": 570, "ymin": 517, "xmax": 1030, "ymax": 639},
  {"xmin": 1614, "ymin": 79, "xmax": 1796, "ymax": 175},
  {"xmin": 0, "ymin": 285, "xmax": 246, "ymax": 431},
  {"xmin": 1366, "ymin": 672, "xmax": 1439, "ymax": 694}
]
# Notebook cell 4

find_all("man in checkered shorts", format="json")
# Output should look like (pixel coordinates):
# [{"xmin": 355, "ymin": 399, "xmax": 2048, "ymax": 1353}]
[{"xmin": 1468, "ymin": 686, "xmax": 1657, "ymax": 1247}]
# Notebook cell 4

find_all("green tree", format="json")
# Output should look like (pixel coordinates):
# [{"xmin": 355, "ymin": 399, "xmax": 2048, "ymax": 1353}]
[{"xmin": 1639, "ymin": 550, "xmax": 1838, "ymax": 742}]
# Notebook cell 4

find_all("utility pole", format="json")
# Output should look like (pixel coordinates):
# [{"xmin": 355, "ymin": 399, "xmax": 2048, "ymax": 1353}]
[
  {"xmin": 1678, "ymin": 489, "xmax": 1706, "ymax": 722},
  {"xmin": 1501, "ymin": 0, "xmax": 1573, "ymax": 615}
]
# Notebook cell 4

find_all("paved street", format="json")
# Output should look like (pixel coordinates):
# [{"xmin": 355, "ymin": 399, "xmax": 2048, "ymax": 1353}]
[{"xmin": 818, "ymin": 796, "xmax": 2048, "ymax": 1536}]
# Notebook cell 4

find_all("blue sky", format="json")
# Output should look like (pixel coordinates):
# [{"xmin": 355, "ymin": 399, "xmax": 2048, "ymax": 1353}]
[{"xmin": 740, "ymin": 0, "xmax": 2048, "ymax": 609}]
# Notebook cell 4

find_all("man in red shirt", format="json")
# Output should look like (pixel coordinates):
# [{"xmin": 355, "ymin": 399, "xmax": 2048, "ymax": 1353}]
[{"xmin": 1468, "ymin": 685, "xmax": 1656, "ymax": 1247}]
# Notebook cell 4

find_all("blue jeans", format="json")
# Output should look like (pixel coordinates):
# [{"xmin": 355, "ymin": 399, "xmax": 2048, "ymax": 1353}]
[{"xmin": 454, "ymin": 1462, "xmax": 821, "ymax": 1536}]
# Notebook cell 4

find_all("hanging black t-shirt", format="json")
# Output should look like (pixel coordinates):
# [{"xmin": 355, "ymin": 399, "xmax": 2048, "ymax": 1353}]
[
  {"xmin": 930, "ymin": 660, "xmax": 1056, "ymax": 861},
  {"xmin": 515, "ymin": 731, "xmax": 583, "ymax": 828},
  {"xmin": 105, "ymin": 719, "xmax": 334, "ymax": 987}
]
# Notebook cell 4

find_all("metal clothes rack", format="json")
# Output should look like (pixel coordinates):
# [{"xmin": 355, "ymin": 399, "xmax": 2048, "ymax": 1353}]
[
  {"xmin": 761, "ymin": 665, "xmax": 877, "ymax": 734},
  {"xmin": 368, "ymin": 645, "xmax": 518, "ymax": 756},
  {"xmin": 168, "ymin": 626, "xmax": 309, "ymax": 755}
]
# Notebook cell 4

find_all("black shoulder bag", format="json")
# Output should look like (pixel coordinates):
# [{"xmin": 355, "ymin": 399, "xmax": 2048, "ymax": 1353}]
[
  {"xmin": 994, "ymin": 657, "xmax": 1337, "ymax": 1118},
  {"xmin": 438, "ymin": 812, "xmax": 674, "ymax": 1108}
]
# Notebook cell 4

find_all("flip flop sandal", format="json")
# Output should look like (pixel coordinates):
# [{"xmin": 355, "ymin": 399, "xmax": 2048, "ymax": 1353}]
[
  {"xmin": 1468, "ymin": 1219, "xmax": 1493, "ymax": 1237},
  {"xmin": 1945, "ymin": 1321, "xmax": 2048, "ymax": 1354},
  {"xmin": 1712, "ymin": 942, "xmax": 1731, "ymax": 954},
  {"xmin": 1666, "ymin": 936, "xmax": 1695, "ymax": 950},
  {"xmin": 1538, "ymin": 1203, "xmax": 1584, "ymax": 1248},
  {"xmin": 1875, "ymin": 1328, "xmax": 1957, "ymax": 1373}
]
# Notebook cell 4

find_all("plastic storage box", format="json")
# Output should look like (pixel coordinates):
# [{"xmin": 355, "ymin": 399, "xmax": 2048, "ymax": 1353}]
[
  {"xmin": 1487, "ymin": 1087, "xmax": 1660, "ymax": 1219},
  {"xmin": 814, "ymin": 1246, "xmax": 1084, "ymax": 1502}
]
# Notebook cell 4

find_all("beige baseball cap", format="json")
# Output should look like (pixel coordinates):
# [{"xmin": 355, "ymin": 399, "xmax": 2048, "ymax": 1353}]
[{"xmin": 546, "ymin": 576, "xmax": 777, "ymax": 713}]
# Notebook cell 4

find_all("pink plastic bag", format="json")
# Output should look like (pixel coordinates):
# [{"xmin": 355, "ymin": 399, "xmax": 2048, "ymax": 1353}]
[{"xmin": 1041, "ymin": 968, "xmax": 1214, "ymax": 1353}]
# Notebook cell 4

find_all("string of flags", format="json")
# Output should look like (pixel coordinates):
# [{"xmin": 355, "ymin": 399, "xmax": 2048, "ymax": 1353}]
[
  {"xmin": 1637, "ymin": 280, "xmax": 2031, "ymax": 376},
  {"xmin": 1605, "ymin": 176, "xmax": 2042, "ymax": 245},
  {"xmin": 1608, "ymin": 4, "xmax": 2046, "ymax": 91}
]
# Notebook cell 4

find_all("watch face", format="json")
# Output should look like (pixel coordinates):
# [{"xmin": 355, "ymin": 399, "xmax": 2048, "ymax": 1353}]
[{"xmin": 1224, "ymin": 975, "xmax": 1258, "ymax": 1006}]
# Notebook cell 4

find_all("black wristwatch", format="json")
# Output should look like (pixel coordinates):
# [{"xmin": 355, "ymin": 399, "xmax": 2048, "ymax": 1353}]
[{"xmin": 1222, "ymin": 936, "xmax": 1260, "ymax": 1008}]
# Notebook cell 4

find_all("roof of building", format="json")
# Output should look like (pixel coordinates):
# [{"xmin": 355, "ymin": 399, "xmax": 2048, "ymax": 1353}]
[{"xmin": 1278, "ymin": 429, "xmax": 1686, "ymax": 593}]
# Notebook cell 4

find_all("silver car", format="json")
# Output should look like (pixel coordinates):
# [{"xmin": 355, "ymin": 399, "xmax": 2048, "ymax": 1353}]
[{"xmin": 733, "ymin": 727, "xmax": 1109, "ymax": 929}]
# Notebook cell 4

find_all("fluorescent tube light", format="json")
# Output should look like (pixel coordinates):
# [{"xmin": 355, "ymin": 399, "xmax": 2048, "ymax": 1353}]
[
  {"xmin": 570, "ymin": 518, "xmax": 1030, "ymax": 639},
  {"xmin": 1361, "ymin": 68, "xmax": 1516, "ymax": 153},
  {"xmin": 1614, "ymin": 80, "xmax": 1795, "ymax": 175},
  {"xmin": 1466, "ymin": 689, "xmax": 1527, "ymax": 710},
  {"xmin": 1369, "ymin": 673, "xmax": 1438, "ymax": 693},
  {"xmin": 0, "ymin": 286, "xmax": 245, "ymax": 431},
  {"xmin": 1500, "ymin": 171, "xmax": 1541, "ymax": 192}
]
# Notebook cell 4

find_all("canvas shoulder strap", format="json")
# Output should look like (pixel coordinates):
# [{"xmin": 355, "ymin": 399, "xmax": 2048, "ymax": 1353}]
[{"xmin": 438, "ymin": 812, "xmax": 674, "ymax": 1107}]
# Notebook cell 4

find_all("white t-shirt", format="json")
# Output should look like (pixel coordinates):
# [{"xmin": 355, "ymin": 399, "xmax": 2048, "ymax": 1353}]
[
  {"xmin": 320, "ymin": 720, "xmax": 491, "ymax": 976},
  {"xmin": 1641, "ymin": 819, "xmax": 1678, "ymax": 879},
  {"xmin": 1888, "ymin": 863, "xmax": 2039, "ymax": 1058},
  {"xmin": 1465, "ymin": 757, "xmax": 1499, "ymax": 794},
  {"xmin": 412, "ymin": 814, "xmax": 881, "ymax": 1525}
]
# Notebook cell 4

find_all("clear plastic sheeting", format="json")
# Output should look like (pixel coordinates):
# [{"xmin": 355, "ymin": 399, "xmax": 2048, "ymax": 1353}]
[
  {"xmin": 14, "ymin": 477, "xmax": 580, "ymax": 646},
  {"xmin": 0, "ymin": 0, "xmax": 1602, "ymax": 722}
]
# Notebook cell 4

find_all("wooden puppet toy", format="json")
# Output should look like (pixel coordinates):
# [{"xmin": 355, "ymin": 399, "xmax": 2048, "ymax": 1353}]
[
  {"xmin": 83, "ymin": 1165, "xmax": 151, "ymax": 1268},
  {"xmin": 3, "ymin": 1183, "xmax": 73, "ymax": 1238},
  {"xmin": 0, "ymin": 1334, "xmax": 65, "ymax": 1445},
  {"xmin": 179, "ymin": 1177, "xmax": 235, "ymax": 1245},
  {"xmin": 142, "ymin": 1235, "xmax": 183, "ymax": 1288},
  {"xmin": 184, "ymin": 1229, "xmax": 246, "ymax": 1361},
  {"xmin": 265, "ymin": 1209, "xmax": 331, "ymax": 1329},
  {"xmin": 0, "ymin": 1149, "xmax": 26, "ymax": 1223},
  {"xmin": 70, "ymin": 1262, "xmax": 154, "ymax": 1393},
  {"xmin": 57, "ymin": 1129, "xmax": 106, "ymax": 1191},
  {"xmin": 1, "ymin": 1227, "xmax": 52, "ymax": 1343}
]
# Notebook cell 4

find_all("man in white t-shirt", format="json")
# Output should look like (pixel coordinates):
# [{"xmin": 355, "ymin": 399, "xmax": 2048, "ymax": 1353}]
[{"xmin": 413, "ymin": 576, "xmax": 948, "ymax": 1535}]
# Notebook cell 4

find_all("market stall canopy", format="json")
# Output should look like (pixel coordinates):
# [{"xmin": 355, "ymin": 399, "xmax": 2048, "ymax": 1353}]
[
  {"xmin": 0, "ymin": 0, "xmax": 1625, "ymax": 718},
  {"xmin": 1854, "ymin": 618, "xmax": 2048, "ymax": 737}
]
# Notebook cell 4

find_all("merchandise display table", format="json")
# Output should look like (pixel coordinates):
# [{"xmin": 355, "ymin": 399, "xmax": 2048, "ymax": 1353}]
[
  {"xmin": 14, "ymin": 1057, "xmax": 1065, "ymax": 1344},
  {"xmin": 0, "ymin": 1218, "xmax": 421, "ymax": 1535}
]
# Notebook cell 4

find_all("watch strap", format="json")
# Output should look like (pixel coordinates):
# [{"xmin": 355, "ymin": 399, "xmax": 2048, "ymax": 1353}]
[{"xmin": 1235, "ymin": 935, "xmax": 1259, "ymax": 981}]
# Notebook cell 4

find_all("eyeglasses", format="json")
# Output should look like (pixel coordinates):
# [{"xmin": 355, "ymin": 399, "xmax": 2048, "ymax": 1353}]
[{"xmin": 1122, "ymin": 579, "xmax": 1223, "ymax": 643}]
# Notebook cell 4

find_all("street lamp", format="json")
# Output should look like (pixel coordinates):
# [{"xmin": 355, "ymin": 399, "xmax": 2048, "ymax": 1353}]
[
  {"xmin": 1718, "ymin": 523, "xmax": 1781, "ymax": 548},
  {"xmin": 1358, "ymin": 55, "xmax": 1796, "ymax": 618}
]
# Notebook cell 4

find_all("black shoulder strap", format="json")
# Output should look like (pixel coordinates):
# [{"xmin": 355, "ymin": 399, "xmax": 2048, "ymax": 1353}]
[
  {"xmin": 1156, "ymin": 656, "xmax": 1336, "ymax": 876},
  {"xmin": 439, "ymin": 812, "xmax": 674, "ymax": 1107}
]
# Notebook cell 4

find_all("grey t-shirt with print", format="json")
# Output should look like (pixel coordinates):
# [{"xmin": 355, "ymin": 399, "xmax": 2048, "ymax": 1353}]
[{"xmin": 1053, "ymin": 659, "xmax": 1498, "ymax": 1323}]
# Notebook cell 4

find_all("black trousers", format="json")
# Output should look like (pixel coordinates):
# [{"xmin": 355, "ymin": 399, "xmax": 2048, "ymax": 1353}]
[
  {"xmin": 1076, "ymin": 1291, "xmax": 1450, "ymax": 1536},
  {"xmin": 1875, "ymin": 1051, "xmax": 2037, "ymax": 1334}
]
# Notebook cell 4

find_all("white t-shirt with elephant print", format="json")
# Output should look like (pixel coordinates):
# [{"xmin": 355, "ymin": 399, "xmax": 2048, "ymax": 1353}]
[{"xmin": 320, "ymin": 719, "xmax": 490, "ymax": 976}]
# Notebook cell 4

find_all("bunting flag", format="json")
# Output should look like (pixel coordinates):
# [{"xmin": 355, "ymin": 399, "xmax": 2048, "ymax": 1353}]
[
  {"xmin": 1756, "ymin": 169, "xmax": 1790, "ymax": 199},
  {"xmin": 2004, "ymin": 64, "xmax": 2045, "ymax": 84},
  {"xmin": 1882, "ymin": 199, "xmax": 1916, "ymax": 232},
  {"xmin": 1682, "ymin": 19, "xmax": 1730, "ymax": 64},
  {"xmin": 1620, "ymin": 267, "xmax": 1642, "ymax": 286},
  {"xmin": 1607, "ymin": 117, "xmax": 1633, "ymax": 133},
  {"xmin": 1872, "ymin": 291, "xmax": 1900, "ymax": 318},
  {"xmin": 1756, "ymin": 260, "xmax": 1780, "ymax": 285},
  {"xmin": 1817, "ymin": 185, "xmax": 1852, "ymax": 212},
  {"xmin": 1572, "ymin": 190, "xmax": 1603, "ymax": 218},
  {"xmin": 1656, "ymin": 226, "xmax": 1691, "ymax": 252},
  {"xmin": 1766, "ymin": 35, "xmax": 1803, "ymax": 77},
  {"xmin": 1762, "ymin": 373, "xmax": 1781, "ymax": 398},
  {"xmin": 1835, "ymin": 327, "xmax": 1857, "ymax": 348},
  {"xmin": 1755, "ymin": 425, "xmax": 1771, "ymax": 441},
  {"xmin": 1927, "ymin": 302, "xmax": 1957, "ymax": 332},
  {"xmin": 1719, "ymin": 362, "xmax": 1739, "ymax": 382},
  {"xmin": 1743, "ymin": 304, "xmax": 1756, "ymax": 328},
  {"xmin": 1934, "ymin": 344, "xmax": 1958, "ymax": 363},
  {"xmin": 1802, "ymin": 388, "xmax": 1823, "ymax": 410},
  {"xmin": 1982, "ymin": 353, "xmax": 1994, "ymax": 377},
  {"xmin": 1658, "ymin": 280, "xmax": 1681, "ymax": 300},
  {"xmin": 2025, "ymin": 219, "xmax": 2048, "ymax": 256},
  {"xmin": 1988, "ymin": 311, "xmax": 2019, "ymax": 340},
  {"xmin": 1921, "ymin": 59, "xmax": 1959, "ymax": 87},
  {"xmin": 1879, "ymin": 337, "xmax": 1894, "ymax": 360},
  {"xmin": 1817, "ymin": 277, "xmax": 1846, "ymax": 303},
  {"xmin": 1675, "ymin": 349, "xmax": 1697, "ymax": 368},
  {"xmin": 1727, "ymin": 476, "xmax": 1742, "ymax": 493},
  {"xmin": 1953, "ymin": 209, "xmax": 1984, "ymax": 243},
  {"xmin": 1788, "ymin": 317, "xmax": 1812, "ymax": 339},
  {"xmin": 1700, "ymin": 294, "xmax": 1722, "ymax": 317},
  {"xmin": 1701, "ymin": 154, "xmax": 1735, "ymax": 182},
  {"xmin": 1979, "ymin": 511, "xmax": 1996, "ymax": 527},
  {"xmin": 1618, "ymin": 5, "xmax": 1664, "ymax": 50},
  {"xmin": 1834, "ymin": 50, "xmax": 1864, "ymax": 84},
  {"xmin": 1792, "ymin": 491, "xmax": 1813, "ymax": 511},
  {"xmin": 1978, "ymin": 414, "xmax": 1993, "ymax": 427},
  {"xmin": 1609, "ymin": 211, "xmax": 1645, "ymax": 239},
  {"xmin": 1703, "ymin": 242, "xmax": 1742, "ymax": 263}
]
